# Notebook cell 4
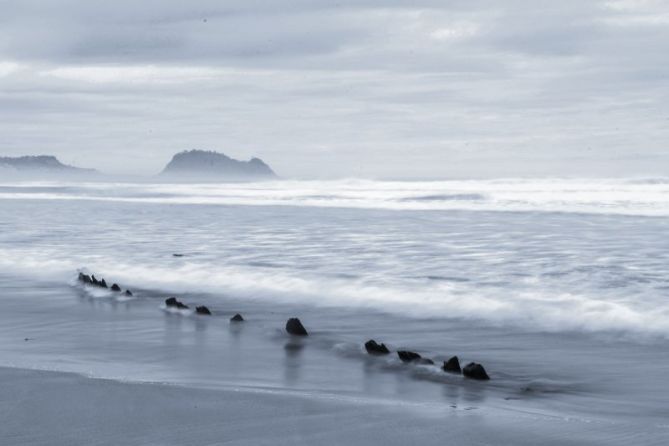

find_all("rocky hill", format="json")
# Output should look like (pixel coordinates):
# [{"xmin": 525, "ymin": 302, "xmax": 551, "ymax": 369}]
[
  {"xmin": 160, "ymin": 150, "xmax": 277, "ymax": 180},
  {"xmin": 0, "ymin": 155, "xmax": 97, "ymax": 177}
]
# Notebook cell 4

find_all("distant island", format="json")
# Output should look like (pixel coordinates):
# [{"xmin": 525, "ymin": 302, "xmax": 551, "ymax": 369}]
[
  {"xmin": 0, "ymin": 155, "xmax": 97, "ymax": 177},
  {"xmin": 0, "ymin": 151, "xmax": 276, "ymax": 181},
  {"xmin": 160, "ymin": 150, "xmax": 277, "ymax": 181}
]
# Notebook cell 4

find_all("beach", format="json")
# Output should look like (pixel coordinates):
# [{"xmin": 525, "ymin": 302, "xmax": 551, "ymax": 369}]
[
  {"xmin": 1, "ymin": 179, "xmax": 668, "ymax": 445},
  {"xmin": 1, "ymin": 277, "xmax": 666, "ymax": 445},
  {"xmin": 1, "ymin": 366, "xmax": 619, "ymax": 446},
  {"xmin": 2, "ymin": 0, "xmax": 667, "ymax": 442}
]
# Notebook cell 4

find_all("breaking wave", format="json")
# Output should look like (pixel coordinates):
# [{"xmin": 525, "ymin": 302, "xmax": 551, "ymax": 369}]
[
  {"xmin": 2, "ymin": 177, "xmax": 669, "ymax": 215},
  {"xmin": 2, "ymin": 177, "xmax": 669, "ymax": 339},
  {"xmin": 1, "ymin": 248, "xmax": 669, "ymax": 339}
]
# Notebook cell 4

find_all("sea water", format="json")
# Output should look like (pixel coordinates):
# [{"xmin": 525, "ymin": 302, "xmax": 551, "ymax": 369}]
[{"xmin": 0, "ymin": 178, "xmax": 667, "ymax": 444}]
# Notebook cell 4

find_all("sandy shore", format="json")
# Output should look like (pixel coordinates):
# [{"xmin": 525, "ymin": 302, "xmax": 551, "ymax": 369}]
[
  {"xmin": 1, "ymin": 366, "xmax": 618, "ymax": 446},
  {"xmin": 1, "ymin": 272, "xmax": 668, "ymax": 445}
]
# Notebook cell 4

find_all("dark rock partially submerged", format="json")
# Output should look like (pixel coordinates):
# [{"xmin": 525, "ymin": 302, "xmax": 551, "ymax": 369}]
[
  {"xmin": 165, "ymin": 297, "xmax": 189, "ymax": 310},
  {"xmin": 364, "ymin": 339, "xmax": 390, "ymax": 355},
  {"xmin": 79, "ymin": 271, "xmax": 132, "ymax": 297},
  {"xmin": 195, "ymin": 305, "xmax": 211, "ymax": 315},
  {"xmin": 397, "ymin": 351, "xmax": 421, "ymax": 363},
  {"xmin": 443, "ymin": 356, "xmax": 462, "ymax": 374},
  {"xmin": 285, "ymin": 318, "xmax": 308, "ymax": 336},
  {"xmin": 230, "ymin": 313, "xmax": 244, "ymax": 322},
  {"xmin": 463, "ymin": 362, "xmax": 490, "ymax": 380},
  {"xmin": 78, "ymin": 272, "xmax": 111, "ymax": 289},
  {"xmin": 396, "ymin": 351, "xmax": 434, "ymax": 365}
]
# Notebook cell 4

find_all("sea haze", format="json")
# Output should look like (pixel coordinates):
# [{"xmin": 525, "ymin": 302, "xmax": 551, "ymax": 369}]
[{"xmin": 0, "ymin": 178, "xmax": 668, "ymax": 444}]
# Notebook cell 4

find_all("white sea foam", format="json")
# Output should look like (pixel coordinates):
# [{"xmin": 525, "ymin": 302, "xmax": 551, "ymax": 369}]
[
  {"xmin": 2, "ymin": 178, "xmax": 668, "ymax": 338},
  {"xmin": 1, "ymin": 246, "xmax": 668, "ymax": 339},
  {"xmin": 2, "ymin": 177, "xmax": 669, "ymax": 215}
]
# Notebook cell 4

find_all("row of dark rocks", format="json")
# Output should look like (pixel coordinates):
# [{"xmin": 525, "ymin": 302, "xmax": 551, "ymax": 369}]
[
  {"xmin": 164, "ymin": 297, "xmax": 244, "ymax": 322},
  {"xmin": 288, "ymin": 319, "xmax": 490, "ymax": 381},
  {"xmin": 78, "ymin": 273, "xmax": 133, "ymax": 296},
  {"xmin": 77, "ymin": 272, "xmax": 242, "ymax": 321},
  {"xmin": 78, "ymin": 272, "xmax": 489, "ymax": 381},
  {"xmin": 365, "ymin": 338, "xmax": 490, "ymax": 380}
]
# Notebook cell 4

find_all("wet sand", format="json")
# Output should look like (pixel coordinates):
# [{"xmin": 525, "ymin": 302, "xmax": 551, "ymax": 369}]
[
  {"xmin": 1, "ymin": 366, "xmax": 619, "ymax": 446},
  {"xmin": 1, "ymin": 275, "xmax": 667, "ymax": 445}
]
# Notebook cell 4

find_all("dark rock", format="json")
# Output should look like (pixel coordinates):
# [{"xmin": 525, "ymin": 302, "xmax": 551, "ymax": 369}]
[
  {"xmin": 443, "ymin": 356, "xmax": 462, "ymax": 374},
  {"xmin": 396, "ymin": 351, "xmax": 433, "ymax": 364},
  {"xmin": 364, "ymin": 339, "xmax": 390, "ymax": 355},
  {"xmin": 397, "ymin": 351, "xmax": 422, "ymax": 363},
  {"xmin": 285, "ymin": 318, "xmax": 308, "ymax": 336},
  {"xmin": 125, "ymin": 290, "xmax": 133, "ymax": 296},
  {"xmin": 463, "ymin": 362, "xmax": 490, "ymax": 380},
  {"xmin": 165, "ymin": 297, "xmax": 189, "ymax": 310},
  {"xmin": 230, "ymin": 313, "xmax": 244, "ymax": 322},
  {"xmin": 173, "ymin": 253, "xmax": 184, "ymax": 257},
  {"xmin": 99, "ymin": 279, "xmax": 108, "ymax": 288},
  {"xmin": 195, "ymin": 306, "xmax": 212, "ymax": 315},
  {"xmin": 78, "ymin": 273, "xmax": 92, "ymax": 284},
  {"xmin": 110, "ymin": 283, "xmax": 121, "ymax": 292},
  {"xmin": 91, "ymin": 275, "xmax": 99, "ymax": 285}
]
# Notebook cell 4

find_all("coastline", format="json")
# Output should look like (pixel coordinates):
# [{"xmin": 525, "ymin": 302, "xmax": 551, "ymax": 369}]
[
  {"xmin": 1, "ymin": 184, "xmax": 669, "ymax": 445},
  {"xmin": 0, "ymin": 366, "xmax": 620, "ymax": 446},
  {"xmin": 0, "ymin": 273, "xmax": 667, "ymax": 445}
]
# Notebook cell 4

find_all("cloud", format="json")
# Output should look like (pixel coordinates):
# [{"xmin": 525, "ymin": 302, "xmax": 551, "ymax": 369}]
[{"xmin": 0, "ymin": 0, "xmax": 667, "ymax": 178}]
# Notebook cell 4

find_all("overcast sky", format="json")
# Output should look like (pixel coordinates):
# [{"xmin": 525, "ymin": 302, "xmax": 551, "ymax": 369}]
[{"xmin": 0, "ymin": 0, "xmax": 667, "ymax": 178}]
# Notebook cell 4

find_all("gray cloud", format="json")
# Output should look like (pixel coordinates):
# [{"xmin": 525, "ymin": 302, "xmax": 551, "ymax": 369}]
[{"xmin": 0, "ymin": 0, "xmax": 667, "ymax": 178}]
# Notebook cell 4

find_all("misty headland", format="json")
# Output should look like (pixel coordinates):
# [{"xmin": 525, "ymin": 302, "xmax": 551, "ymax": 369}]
[{"xmin": 0, "ymin": 150, "xmax": 277, "ymax": 182}]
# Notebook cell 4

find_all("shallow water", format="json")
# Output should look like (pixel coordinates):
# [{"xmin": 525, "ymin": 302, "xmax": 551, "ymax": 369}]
[{"xmin": 1, "ymin": 179, "xmax": 668, "ymax": 444}]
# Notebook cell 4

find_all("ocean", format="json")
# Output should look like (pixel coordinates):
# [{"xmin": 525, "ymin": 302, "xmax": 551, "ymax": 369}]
[{"xmin": 1, "ymin": 178, "xmax": 668, "ymax": 444}]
